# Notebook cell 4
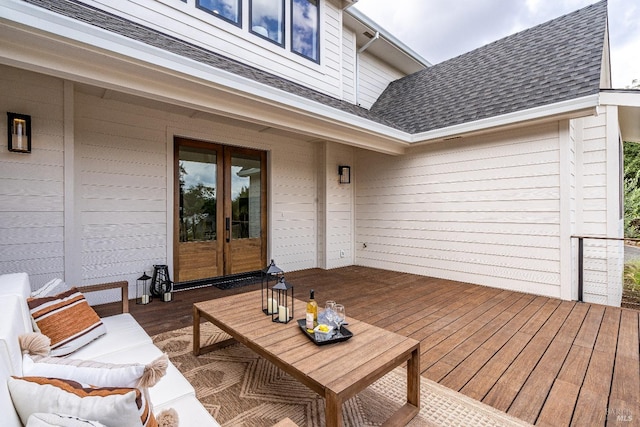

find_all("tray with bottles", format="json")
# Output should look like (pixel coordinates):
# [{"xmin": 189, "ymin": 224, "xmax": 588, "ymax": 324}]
[{"xmin": 297, "ymin": 319, "xmax": 353, "ymax": 345}]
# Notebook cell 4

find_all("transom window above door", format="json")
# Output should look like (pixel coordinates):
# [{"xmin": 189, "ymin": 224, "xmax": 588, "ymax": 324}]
[{"xmin": 194, "ymin": 0, "xmax": 319, "ymax": 63}]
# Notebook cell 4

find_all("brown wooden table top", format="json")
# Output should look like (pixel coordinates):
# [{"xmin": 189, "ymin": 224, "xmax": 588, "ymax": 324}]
[{"xmin": 194, "ymin": 289, "xmax": 420, "ymax": 400}]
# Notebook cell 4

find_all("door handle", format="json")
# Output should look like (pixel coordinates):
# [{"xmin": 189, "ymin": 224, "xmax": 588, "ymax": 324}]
[{"xmin": 226, "ymin": 217, "xmax": 230, "ymax": 243}]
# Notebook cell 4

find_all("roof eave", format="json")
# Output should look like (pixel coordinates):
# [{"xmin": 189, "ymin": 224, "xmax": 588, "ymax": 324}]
[
  {"xmin": 409, "ymin": 94, "xmax": 601, "ymax": 145},
  {"xmin": 0, "ymin": 0, "xmax": 411, "ymax": 155}
]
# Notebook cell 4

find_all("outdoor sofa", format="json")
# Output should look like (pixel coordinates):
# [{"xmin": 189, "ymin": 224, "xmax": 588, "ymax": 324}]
[{"xmin": 0, "ymin": 272, "xmax": 221, "ymax": 426}]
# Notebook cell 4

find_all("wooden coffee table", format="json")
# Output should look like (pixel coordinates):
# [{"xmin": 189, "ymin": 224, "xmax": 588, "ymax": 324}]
[{"xmin": 193, "ymin": 290, "xmax": 420, "ymax": 427}]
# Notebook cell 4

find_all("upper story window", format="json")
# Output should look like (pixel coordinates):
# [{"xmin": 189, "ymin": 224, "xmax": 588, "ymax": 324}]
[
  {"xmin": 250, "ymin": 0, "xmax": 285, "ymax": 46},
  {"xmin": 291, "ymin": 0, "xmax": 319, "ymax": 63},
  {"xmin": 193, "ymin": 0, "xmax": 320, "ymax": 63},
  {"xmin": 197, "ymin": 0, "xmax": 242, "ymax": 26}
]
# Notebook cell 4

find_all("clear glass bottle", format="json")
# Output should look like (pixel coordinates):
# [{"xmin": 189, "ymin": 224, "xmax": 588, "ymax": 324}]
[{"xmin": 306, "ymin": 289, "xmax": 318, "ymax": 332}]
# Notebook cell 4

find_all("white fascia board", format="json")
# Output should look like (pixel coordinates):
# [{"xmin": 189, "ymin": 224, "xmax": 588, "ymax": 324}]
[
  {"xmin": 410, "ymin": 94, "xmax": 601, "ymax": 144},
  {"xmin": 599, "ymin": 90, "xmax": 640, "ymax": 107},
  {"xmin": 0, "ymin": 0, "xmax": 410, "ymax": 147},
  {"xmin": 345, "ymin": 7, "xmax": 431, "ymax": 68}
]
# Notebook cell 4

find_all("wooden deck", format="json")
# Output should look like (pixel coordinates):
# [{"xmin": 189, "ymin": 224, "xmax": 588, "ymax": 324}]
[{"xmin": 95, "ymin": 266, "xmax": 640, "ymax": 426}]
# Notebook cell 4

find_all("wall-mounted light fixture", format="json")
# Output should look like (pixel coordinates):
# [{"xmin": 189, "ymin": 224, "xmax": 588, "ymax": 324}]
[
  {"xmin": 338, "ymin": 165, "xmax": 351, "ymax": 184},
  {"xmin": 7, "ymin": 112, "xmax": 31, "ymax": 153}
]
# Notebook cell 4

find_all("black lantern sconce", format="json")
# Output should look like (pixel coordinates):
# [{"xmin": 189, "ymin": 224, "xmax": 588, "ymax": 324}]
[
  {"xmin": 136, "ymin": 272, "xmax": 152, "ymax": 305},
  {"xmin": 338, "ymin": 165, "xmax": 350, "ymax": 184},
  {"xmin": 151, "ymin": 264, "xmax": 173, "ymax": 302},
  {"xmin": 262, "ymin": 259, "xmax": 284, "ymax": 315},
  {"xmin": 7, "ymin": 112, "xmax": 31, "ymax": 153},
  {"xmin": 270, "ymin": 277, "xmax": 294, "ymax": 324}
]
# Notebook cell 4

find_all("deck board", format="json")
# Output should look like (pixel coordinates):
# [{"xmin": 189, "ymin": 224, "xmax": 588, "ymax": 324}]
[{"xmin": 92, "ymin": 266, "xmax": 640, "ymax": 426}]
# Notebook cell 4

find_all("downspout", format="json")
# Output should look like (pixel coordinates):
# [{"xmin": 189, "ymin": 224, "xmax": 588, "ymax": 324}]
[{"xmin": 355, "ymin": 31, "xmax": 379, "ymax": 106}]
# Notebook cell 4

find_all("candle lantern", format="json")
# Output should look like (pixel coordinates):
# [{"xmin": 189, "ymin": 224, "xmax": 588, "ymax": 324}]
[
  {"xmin": 262, "ymin": 259, "xmax": 283, "ymax": 315},
  {"xmin": 151, "ymin": 264, "xmax": 173, "ymax": 303},
  {"xmin": 136, "ymin": 272, "xmax": 152, "ymax": 305},
  {"xmin": 270, "ymin": 277, "xmax": 294, "ymax": 324}
]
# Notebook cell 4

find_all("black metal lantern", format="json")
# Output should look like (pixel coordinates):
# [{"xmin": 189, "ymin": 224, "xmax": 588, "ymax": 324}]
[
  {"xmin": 136, "ymin": 272, "xmax": 152, "ymax": 305},
  {"xmin": 270, "ymin": 277, "xmax": 294, "ymax": 324},
  {"xmin": 151, "ymin": 264, "xmax": 173, "ymax": 302},
  {"xmin": 262, "ymin": 259, "xmax": 283, "ymax": 315},
  {"xmin": 7, "ymin": 112, "xmax": 31, "ymax": 153}
]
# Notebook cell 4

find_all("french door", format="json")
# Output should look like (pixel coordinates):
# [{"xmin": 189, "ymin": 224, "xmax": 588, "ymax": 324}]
[{"xmin": 174, "ymin": 137, "xmax": 267, "ymax": 283}]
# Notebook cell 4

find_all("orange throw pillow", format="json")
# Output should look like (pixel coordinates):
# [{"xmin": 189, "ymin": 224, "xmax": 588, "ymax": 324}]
[{"xmin": 27, "ymin": 288, "xmax": 106, "ymax": 356}]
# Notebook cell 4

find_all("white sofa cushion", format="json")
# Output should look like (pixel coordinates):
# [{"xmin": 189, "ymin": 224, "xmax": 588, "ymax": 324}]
[
  {"xmin": 91, "ymin": 343, "xmax": 196, "ymax": 407},
  {"xmin": 0, "ymin": 272, "xmax": 32, "ymax": 332},
  {"xmin": 0, "ymin": 295, "xmax": 31, "ymax": 376},
  {"xmin": 71, "ymin": 314, "xmax": 153, "ymax": 360},
  {"xmin": 0, "ymin": 345, "xmax": 23, "ymax": 427}
]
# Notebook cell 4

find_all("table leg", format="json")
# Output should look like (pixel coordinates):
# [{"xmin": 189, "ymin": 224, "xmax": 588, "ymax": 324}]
[
  {"xmin": 407, "ymin": 346, "xmax": 420, "ymax": 408},
  {"xmin": 193, "ymin": 305, "xmax": 201, "ymax": 356},
  {"xmin": 325, "ymin": 389, "xmax": 343, "ymax": 427}
]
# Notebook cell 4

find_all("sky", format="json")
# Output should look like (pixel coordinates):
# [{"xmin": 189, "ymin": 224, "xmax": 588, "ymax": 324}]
[{"xmin": 353, "ymin": 0, "xmax": 639, "ymax": 89}]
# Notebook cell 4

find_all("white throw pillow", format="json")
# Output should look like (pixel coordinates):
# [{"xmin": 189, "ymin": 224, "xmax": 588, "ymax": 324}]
[
  {"xmin": 26, "ymin": 413, "xmax": 106, "ymax": 427},
  {"xmin": 31, "ymin": 278, "xmax": 67, "ymax": 298},
  {"xmin": 8, "ymin": 376, "xmax": 157, "ymax": 427},
  {"xmin": 22, "ymin": 353, "xmax": 168, "ymax": 389}
]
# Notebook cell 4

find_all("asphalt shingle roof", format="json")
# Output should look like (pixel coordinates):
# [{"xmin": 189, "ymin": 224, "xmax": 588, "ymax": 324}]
[
  {"xmin": 24, "ymin": 0, "xmax": 608, "ymax": 136},
  {"xmin": 370, "ymin": 0, "xmax": 608, "ymax": 134}
]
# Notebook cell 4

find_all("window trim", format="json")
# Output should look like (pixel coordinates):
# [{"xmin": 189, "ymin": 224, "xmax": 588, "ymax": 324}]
[
  {"xmin": 249, "ymin": 0, "xmax": 286, "ymax": 47},
  {"xmin": 290, "ymin": 0, "xmax": 320, "ymax": 64},
  {"xmin": 196, "ymin": 0, "xmax": 242, "ymax": 27}
]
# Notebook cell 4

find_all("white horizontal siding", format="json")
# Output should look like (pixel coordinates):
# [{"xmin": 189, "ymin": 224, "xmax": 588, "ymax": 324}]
[
  {"xmin": 357, "ymin": 52, "xmax": 404, "ymax": 109},
  {"xmin": 356, "ymin": 123, "xmax": 564, "ymax": 298},
  {"xmin": 75, "ymin": 93, "xmax": 169, "ymax": 302},
  {"xmin": 325, "ymin": 142, "xmax": 354, "ymax": 268},
  {"xmin": 341, "ymin": 27, "xmax": 356, "ymax": 104},
  {"xmin": 74, "ymin": 88, "xmax": 319, "ymax": 303},
  {"xmin": 0, "ymin": 65, "xmax": 65, "ymax": 290},
  {"xmin": 575, "ymin": 108, "xmax": 623, "ymax": 305},
  {"xmin": 78, "ymin": 0, "xmax": 344, "ymax": 99}
]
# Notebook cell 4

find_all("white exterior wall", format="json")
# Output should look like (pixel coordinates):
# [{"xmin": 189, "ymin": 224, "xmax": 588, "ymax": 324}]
[
  {"xmin": 357, "ymin": 52, "xmax": 405, "ymax": 109},
  {"xmin": 0, "ymin": 67, "xmax": 65, "ymax": 291},
  {"xmin": 341, "ymin": 27, "xmax": 356, "ymax": 104},
  {"xmin": 79, "ymin": 0, "xmax": 345, "ymax": 99},
  {"xmin": 73, "ymin": 91, "xmax": 319, "ymax": 303},
  {"xmin": 325, "ymin": 142, "xmax": 354, "ymax": 268},
  {"xmin": 0, "ymin": 65, "xmax": 319, "ymax": 303},
  {"xmin": 574, "ymin": 108, "xmax": 624, "ymax": 306},
  {"xmin": 355, "ymin": 123, "xmax": 567, "ymax": 298}
]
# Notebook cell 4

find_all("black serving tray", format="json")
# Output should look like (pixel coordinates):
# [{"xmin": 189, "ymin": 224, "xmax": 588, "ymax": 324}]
[{"xmin": 297, "ymin": 319, "xmax": 353, "ymax": 346}]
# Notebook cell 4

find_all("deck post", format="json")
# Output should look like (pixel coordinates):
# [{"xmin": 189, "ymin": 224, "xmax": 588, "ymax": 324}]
[{"xmin": 578, "ymin": 237, "xmax": 584, "ymax": 302}]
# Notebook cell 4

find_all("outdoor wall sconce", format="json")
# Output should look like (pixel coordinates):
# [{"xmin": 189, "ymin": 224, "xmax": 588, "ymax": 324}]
[
  {"xmin": 7, "ymin": 112, "xmax": 31, "ymax": 153},
  {"xmin": 338, "ymin": 165, "xmax": 351, "ymax": 184}
]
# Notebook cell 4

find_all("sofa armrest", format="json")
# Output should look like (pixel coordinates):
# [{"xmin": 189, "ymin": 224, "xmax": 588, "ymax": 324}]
[{"xmin": 77, "ymin": 281, "xmax": 129, "ymax": 314}]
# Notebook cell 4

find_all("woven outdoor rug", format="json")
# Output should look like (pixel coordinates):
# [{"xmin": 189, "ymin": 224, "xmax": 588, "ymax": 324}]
[{"xmin": 152, "ymin": 323, "xmax": 532, "ymax": 427}]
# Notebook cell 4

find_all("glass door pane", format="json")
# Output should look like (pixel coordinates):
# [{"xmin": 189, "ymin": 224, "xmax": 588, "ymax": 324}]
[
  {"xmin": 231, "ymin": 154, "xmax": 261, "ymax": 240},
  {"xmin": 179, "ymin": 147, "xmax": 217, "ymax": 242}
]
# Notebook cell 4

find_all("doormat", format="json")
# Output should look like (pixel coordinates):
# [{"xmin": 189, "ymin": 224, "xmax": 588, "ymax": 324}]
[
  {"xmin": 175, "ymin": 271, "xmax": 263, "ymax": 291},
  {"xmin": 211, "ymin": 272, "xmax": 262, "ymax": 290}
]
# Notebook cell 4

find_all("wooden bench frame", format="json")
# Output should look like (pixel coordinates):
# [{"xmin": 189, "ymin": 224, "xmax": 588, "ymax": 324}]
[{"xmin": 77, "ymin": 281, "xmax": 129, "ymax": 314}]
